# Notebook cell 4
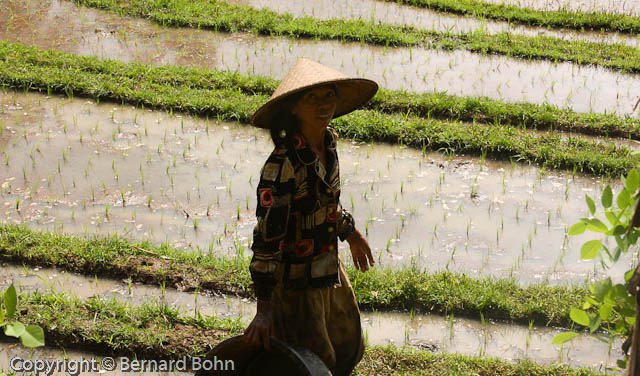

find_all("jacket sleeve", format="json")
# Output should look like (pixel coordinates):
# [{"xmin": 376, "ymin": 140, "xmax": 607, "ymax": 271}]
[{"xmin": 250, "ymin": 154, "xmax": 294, "ymax": 300}]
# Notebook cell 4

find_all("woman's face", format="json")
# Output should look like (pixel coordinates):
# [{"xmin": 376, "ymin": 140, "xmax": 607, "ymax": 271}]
[{"xmin": 291, "ymin": 85, "xmax": 337, "ymax": 130}]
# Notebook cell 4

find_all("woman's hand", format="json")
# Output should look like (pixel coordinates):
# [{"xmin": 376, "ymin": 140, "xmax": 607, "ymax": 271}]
[
  {"xmin": 347, "ymin": 229, "xmax": 375, "ymax": 272},
  {"xmin": 244, "ymin": 299, "xmax": 274, "ymax": 350}
]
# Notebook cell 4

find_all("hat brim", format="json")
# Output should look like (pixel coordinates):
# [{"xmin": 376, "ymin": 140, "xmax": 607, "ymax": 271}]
[{"xmin": 251, "ymin": 78, "xmax": 378, "ymax": 129}]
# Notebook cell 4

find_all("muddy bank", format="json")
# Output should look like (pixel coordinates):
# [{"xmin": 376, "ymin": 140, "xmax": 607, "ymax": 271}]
[{"xmin": 1, "ymin": 0, "xmax": 640, "ymax": 115}]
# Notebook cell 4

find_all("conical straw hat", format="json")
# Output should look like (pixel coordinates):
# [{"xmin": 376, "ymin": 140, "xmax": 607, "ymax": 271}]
[{"xmin": 251, "ymin": 58, "xmax": 378, "ymax": 129}]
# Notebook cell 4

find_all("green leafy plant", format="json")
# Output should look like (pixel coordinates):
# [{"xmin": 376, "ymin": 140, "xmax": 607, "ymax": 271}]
[
  {"xmin": 1, "ymin": 283, "xmax": 45, "ymax": 347},
  {"xmin": 552, "ymin": 167, "xmax": 640, "ymax": 369}
]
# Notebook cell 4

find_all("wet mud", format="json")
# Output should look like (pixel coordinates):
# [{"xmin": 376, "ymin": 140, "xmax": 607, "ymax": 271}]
[
  {"xmin": 0, "ymin": 263, "xmax": 624, "ymax": 369},
  {"xmin": 1, "ymin": 0, "xmax": 640, "ymax": 115},
  {"xmin": 0, "ymin": 91, "xmax": 632, "ymax": 286}
]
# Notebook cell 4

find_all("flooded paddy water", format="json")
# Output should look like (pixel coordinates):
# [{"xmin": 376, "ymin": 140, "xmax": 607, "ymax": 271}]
[
  {"xmin": 224, "ymin": 0, "xmax": 640, "ymax": 47},
  {"xmin": 0, "ymin": 263, "xmax": 624, "ymax": 369},
  {"xmin": 0, "ymin": 90, "xmax": 633, "ymax": 286},
  {"xmin": 2, "ymin": 0, "xmax": 640, "ymax": 115},
  {"xmin": 481, "ymin": 0, "xmax": 640, "ymax": 16}
]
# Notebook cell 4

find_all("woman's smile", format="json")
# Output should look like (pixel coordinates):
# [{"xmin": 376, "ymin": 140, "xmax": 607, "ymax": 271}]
[{"xmin": 316, "ymin": 110, "xmax": 333, "ymax": 119}]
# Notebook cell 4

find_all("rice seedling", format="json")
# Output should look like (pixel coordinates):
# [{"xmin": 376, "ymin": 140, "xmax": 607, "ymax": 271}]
[
  {"xmin": 478, "ymin": 312, "xmax": 488, "ymax": 357},
  {"xmin": 470, "ymin": 178, "xmax": 479, "ymax": 199}
]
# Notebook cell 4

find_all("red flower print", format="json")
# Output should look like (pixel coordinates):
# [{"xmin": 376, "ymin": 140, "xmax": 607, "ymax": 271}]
[
  {"xmin": 259, "ymin": 188, "xmax": 273, "ymax": 207},
  {"xmin": 295, "ymin": 239, "xmax": 314, "ymax": 257}
]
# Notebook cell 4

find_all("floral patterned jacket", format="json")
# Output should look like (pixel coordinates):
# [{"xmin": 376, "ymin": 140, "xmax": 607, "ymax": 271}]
[{"xmin": 250, "ymin": 127, "xmax": 356, "ymax": 300}]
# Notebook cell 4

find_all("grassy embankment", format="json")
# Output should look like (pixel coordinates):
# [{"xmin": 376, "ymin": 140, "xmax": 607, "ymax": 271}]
[
  {"xmin": 8, "ymin": 290, "xmax": 603, "ymax": 376},
  {"xmin": 1, "ymin": 42, "xmax": 638, "ymax": 176},
  {"xmin": 389, "ymin": 0, "xmax": 640, "ymax": 34},
  {"xmin": 5, "ymin": 40, "xmax": 640, "ymax": 139},
  {"xmin": 70, "ymin": 0, "xmax": 640, "ymax": 73},
  {"xmin": 0, "ymin": 225, "xmax": 587, "ymax": 328}
]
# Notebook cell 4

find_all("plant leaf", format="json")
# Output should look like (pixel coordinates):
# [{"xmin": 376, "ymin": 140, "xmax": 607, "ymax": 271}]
[
  {"xmin": 599, "ymin": 303, "xmax": 613, "ymax": 320},
  {"xmin": 20, "ymin": 325, "xmax": 45, "ymax": 348},
  {"xmin": 589, "ymin": 314, "xmax": 602, "ymax": 333},
  {"xmin": 586, "ymin": 218, "xmax": 608, "ymax": 233},
  {"xmin": 600, "ymin": 245, "xmax": 614, "ymax": 269},
  {"xmin": 568, "ymin": 222, "xmax": 587, "ymax": 236},
  {"xmin": 617, "ymin": 188, "xmax": 631, "ymax": 210},
  {"xmin": 615, "ymin": 235, "xmax": 630, "ymax": 254},
  {"xmin": 552, "ymin": 331, "xmax": 578, "ymax": 345},
  {"xmin": 602, "ymin": 185, "xmax": 613, "ymax": 208},
  {"xmin": 4, "ymin": 321, "xmax": 25, "ymax": 338},
  {"xmin": 570, "ymin": 308, "xmax": 590, "ymax": 326},
  {"xmin": 613, "ymin": 284, "xmax": 628, "ymax": 299},
  {"xmin": 626, "ymin": 169, "xmax": 640, "ymax": 193},
  {"xmin": 594, "ymin": 278, "xmax": 612, "ymax": 301},
  {"xmin": 611, "ymin": 225, "xmax": 626, "ymax": 236},
  {"xmin": 625, "ymin": 269, "xmax": 636, "ymax": 282},
  {"xmin": 586, "ymin": 195, "xmax": 596, "ymax": 215},
  {"xmin": 585, "ymin": 296, "xmax": 600, "ymax": 306},
  {"xmin": 620, "ymin": 309, "xmax": 636, "ymax": 326},
  {"xmin": 4, "ymin": 284, "xmax": 17, "ymax": 320},
  {"xmin": 581, "ymin": 240, "xmax": 602, "ymax": 260},
  {"xmin": 612, "ymin": 246, "xmax": 623, "ymax": 262},
  {"xmin": 604, "ymin": 210, "xmax": 618, "ymax": 226},
  {"xmin": 622, "ymin": 308, "xmax": 637, "ymax": 321}
]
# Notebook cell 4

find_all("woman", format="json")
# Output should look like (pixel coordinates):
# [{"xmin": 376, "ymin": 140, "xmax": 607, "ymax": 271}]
[{"xmin": 243, "ymin": 58, "xmax": 378, "ymax": 375}]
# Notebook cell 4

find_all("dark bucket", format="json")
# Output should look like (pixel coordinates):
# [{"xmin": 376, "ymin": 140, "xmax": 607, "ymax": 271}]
[{"xmin": 194, "ymin": 335, "xmax": 332, "ymax": 376}]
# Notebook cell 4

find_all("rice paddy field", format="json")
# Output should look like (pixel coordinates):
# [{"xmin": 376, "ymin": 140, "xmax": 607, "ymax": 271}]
[{"xmin": 1, "ymin": 0, "xmax": 640, "ymax": 374}]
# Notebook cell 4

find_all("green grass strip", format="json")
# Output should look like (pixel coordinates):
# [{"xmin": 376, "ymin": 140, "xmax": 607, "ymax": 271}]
[
  {"xmin": 12, "ymin": 290, "xmax": 603, "ymax": 375},
  {"xmin": 17, "ymin": 291, "xmax": 235, "ymax": 359},
  {"xmin": 18, "ymin": 291, "xmax": 241, "ymax": 359},
  {"xmin": 335, "ymin": 110, "xmax": 638, "ymax": 177},
  {"xmin": 390, "ymin": 0, "xmax": 640, "ymax": 35},
  {"xmin": 4, "ymin": 41, "xmax": 640, "ymax": 140},
  {"xmin": 69, "ymin": 0, "xmax": 640, "ymax": 73},
  {"xmin": 0, "ymin": 224, "xmax": 587, "ymax": 328},
  {"xmin": 370, "ymin": 90, "xmax": 640, "ymax": 141},
  {"xmin": 357, "ymin": 346, "xmax": 603, "ymax": 376},
  {"xmin": 1, "ymin": 42, "xmax": 638, "ymax": 176}
]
